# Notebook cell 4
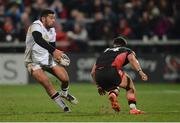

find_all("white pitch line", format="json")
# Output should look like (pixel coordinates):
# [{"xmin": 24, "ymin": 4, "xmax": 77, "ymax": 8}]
[{"xmin": 138, "ymin": 90, "xmax": 180, "ymax": 94}]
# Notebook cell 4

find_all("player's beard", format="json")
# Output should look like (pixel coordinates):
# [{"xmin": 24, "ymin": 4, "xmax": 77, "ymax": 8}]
[{"xmin": 45, "ymin": 20, "xmax": 54, "ymax": 29}]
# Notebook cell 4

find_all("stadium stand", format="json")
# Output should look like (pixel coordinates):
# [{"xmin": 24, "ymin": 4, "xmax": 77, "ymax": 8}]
[{"xmin": 0, "ymin": 0, "xmax": 179, "ymax": 53}]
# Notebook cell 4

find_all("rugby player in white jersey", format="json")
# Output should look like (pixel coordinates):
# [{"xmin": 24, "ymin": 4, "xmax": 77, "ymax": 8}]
[{"xmin": 24, "ymin": 9, "xmax": 78, "ymax": 112}]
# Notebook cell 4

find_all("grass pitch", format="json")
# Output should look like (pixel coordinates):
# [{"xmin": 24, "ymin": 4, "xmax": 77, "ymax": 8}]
[{"xmin": 0, "ymin": 82, "xmax": 180, "ymax": 122}]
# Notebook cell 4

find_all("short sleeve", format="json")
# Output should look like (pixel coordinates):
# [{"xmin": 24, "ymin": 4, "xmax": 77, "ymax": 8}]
[{"xmin": 31, "ymin": 23, "xmax": 42, "ymax": 33}]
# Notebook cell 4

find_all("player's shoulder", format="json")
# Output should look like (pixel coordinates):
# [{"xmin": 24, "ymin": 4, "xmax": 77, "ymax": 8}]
[
  {"xmin": 31, "ymin": 20, "xmax": 42, "ymax": 28},
  {"xmin": 33, "ymin": 20, "xmax": 41, "ymax": 25},
  {"xmin": 121, "ymin": 46, "xmax": 133, "ymax": 52}
]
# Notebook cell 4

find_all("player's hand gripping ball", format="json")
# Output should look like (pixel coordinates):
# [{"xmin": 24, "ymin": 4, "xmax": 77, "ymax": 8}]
[{"xmin": 56, "ymin": 53, "xmax": 70, "ymax": 67}]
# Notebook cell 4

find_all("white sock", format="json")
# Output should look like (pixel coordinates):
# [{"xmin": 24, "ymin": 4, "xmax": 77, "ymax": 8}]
[
  {"xmin": 51, "ymin": 92, "xmax": 67, "ymax": 109},
  {"xmin": 61, "ymin": 90, "xmax": 68, "ymax": 97},
  {"xmin": 60, "ymin": 88, "xmax": 69, "ymax": 97},
  {"xmin": 129, "ymin": 103, "xmax": 137, "ymax": 109},
  {"xmin": 53, "ymin": 96, "xmax": 67, "ymax": 109}
]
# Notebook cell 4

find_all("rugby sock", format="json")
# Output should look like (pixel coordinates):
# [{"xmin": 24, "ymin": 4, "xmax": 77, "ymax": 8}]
[
  {"xmin": 60, "ymin": 87, "xmax": 69, "ymax": 97},
  {"xmin": 51, "ymin": 92, "xmax": 67, "ymax": 109},
  {"xmin": 128, "ymin": 98, "xmax": 137, "ymax": 109},
  {"xmin": 61, "ymin": 82, "xmax": 69, "ymax": 90}
]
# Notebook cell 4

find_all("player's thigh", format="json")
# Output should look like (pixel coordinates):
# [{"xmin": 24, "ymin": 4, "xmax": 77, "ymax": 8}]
[
  {"xmin": 31, "ymin": 69, "xmax": 52, "ymax": 86},
  {"xmin": 119, "ymin": 72, "xmax": 128, "ymax": 88},
  {"xmin": 31, "ymin": 68, "xmax": 57, "ymax": 96},
  {"xmin": 27, "ymin": 63, "xmax": 55, "ymax": 91},
  {"xmin": 119, "ymin": 73, "xmax": 135, "ymax": 90},
  {"xmin": 119, "ymin": 73, "xmax": 131, "ymax": 88},
  {"xmin": 51, "ymin": 65, "xmax": 69, "ymax": 82}
]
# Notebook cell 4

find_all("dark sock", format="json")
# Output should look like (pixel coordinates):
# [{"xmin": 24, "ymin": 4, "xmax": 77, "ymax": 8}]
[{"xmin": 51, "ymin": 92, "xmax": 60, "ymax": 99}]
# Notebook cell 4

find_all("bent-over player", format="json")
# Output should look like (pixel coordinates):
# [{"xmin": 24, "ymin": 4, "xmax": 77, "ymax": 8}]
[{"xmin": 91, "ymin": 36, "xmax": 148, "ymax": 114}]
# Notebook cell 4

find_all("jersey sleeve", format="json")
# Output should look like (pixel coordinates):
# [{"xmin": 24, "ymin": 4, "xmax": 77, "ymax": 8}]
[
  {"xmin": 124, "ymin": 47, "xmax": 133, "ymax": 55},
  {"xmin": 124, "ymin": 47, "xmax": 137, "ymax": 58},
  {"xmin": 31, "ymin": 23, "xmax": 42, "ymax": 33}
]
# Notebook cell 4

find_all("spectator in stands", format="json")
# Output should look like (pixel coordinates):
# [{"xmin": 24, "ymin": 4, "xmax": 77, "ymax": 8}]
[
  {"xmin": 116, "ymin": 17, "xmax": 133, "ymax": 38},
  {"xmin": 50, "ymin": 0, "xmax": 67, "ymax": 19},
  {"xmin": 18, "ymin": 10, "xmax": 32, "ymax": 42},
  {"xmin": 55, "ymin": 22, "xmax": 71, "ymax": 51},
  {"xmin": 139, "ymin": 11, "xmax": 154, "ymax": 39},
  {"xmin": 92, "ymin": 0, "xmax": 104, "ymax": 14},
  {"xmin": 171, "ymin": 1, "xmax": 180, "ymax": 39},
  {"xmin": 159, "ymin": 0, "xmax": 173, "ymax": 17},
  {"xmin": 5, "ymin": 2, "xmax": 22, "ymax": 26},
  {"xmin": 103, "ymin": 3, "xmax": 117, "ymax": 30},
  {"xmin": 0, "ymin": 4, "xmax": 5, "ymax": 42},
  {"xmin": 153, "ymin": 15, "xmax": 173, "ymax": 39},
  {"xmin": 101, "ymin": 22, "xmax": 115, "ymax": 45},
  {"xmin": 68, "ymin": 9, "xmax": 86, "ymax": 23},
  {"xmin": 67, "ymin": 22, "xmax": 88, "ymax": 51},
  {"xmin": 64, "ymin": 9, "xmax": 84, "ymax": 31},
  {"xmin": 0, "ymin": 0, "xmax": 179, "ymax": 45},
  {"xmin": 90, "ymin": 11, "xmax": 106, "ymax": 40},
  {"xmin": 31, "ymin": 0, "xmax": 48, "ymax": 20},
  {"xmin": 2, "ymin": 16, "xmax": 16, "ymax": 42}
]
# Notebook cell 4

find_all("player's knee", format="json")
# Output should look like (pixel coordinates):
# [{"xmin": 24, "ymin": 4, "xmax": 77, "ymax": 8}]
[
  {"xmin": 109, "ymin": 87, "xmax": 120, "ymax": 96},
  {"xmin": 127, "ymin": 87, "xmax": 136, "ymax": 94}
]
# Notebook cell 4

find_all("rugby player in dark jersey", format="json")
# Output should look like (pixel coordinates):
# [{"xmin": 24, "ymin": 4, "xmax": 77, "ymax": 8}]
[{"xmin": 91, "ymin": 36, "xmax": 148, "ymax": 114}]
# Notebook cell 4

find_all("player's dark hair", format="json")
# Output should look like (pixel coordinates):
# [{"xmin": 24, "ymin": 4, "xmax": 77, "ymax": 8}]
[
  {"xmin": 113, "ymin": 36, "xmax": 127, "ymax": 47},
  {"xmin": 40, "ymin": 9, "xmax": 55, "ymax": 18}
]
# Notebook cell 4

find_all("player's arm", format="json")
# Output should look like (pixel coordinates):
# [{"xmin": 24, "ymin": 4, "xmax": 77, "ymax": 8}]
[
  {"xmin": 127, "ymin": 52, "xmax": 148, "ymax": 81},
  {"xmin": 49, "ymin": 42, "xmax": 56, "ymax": 48},
  {"xmin": 91, "ymin": 64, "xmax": 106, "ymax": 95},
  {"xmin": 91, "ymin": 64, "xmax": 97, "ymax": 84},
  {"xmin": 32, "ymin": 31, "xmax": 62, "ymax": 61},
  {"xmin": 32, "ymin": 31, "xmax": 56, "ymax": 54}
]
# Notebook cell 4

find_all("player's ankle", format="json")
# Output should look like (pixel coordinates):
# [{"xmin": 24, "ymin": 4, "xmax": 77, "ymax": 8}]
[
  {"xmin": 51, "ymin": 92, "xmax": 60, "ymax": 100},
  {"xmin": 60, "ymin": 87, "xmax": 69, "ymax": 97},
  {"xmin": 128, "ymin": 99, "xmax": 137, "ymax": 109},
  {"xmin": 129, "ymin": 103, "xmax": 137, "ymax": 109}
]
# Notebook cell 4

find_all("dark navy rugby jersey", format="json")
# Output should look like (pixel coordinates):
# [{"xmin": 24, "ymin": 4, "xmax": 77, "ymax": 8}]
[{"xmin": 96, "ymin": 47, "xmax": 133, "ymax": 69}]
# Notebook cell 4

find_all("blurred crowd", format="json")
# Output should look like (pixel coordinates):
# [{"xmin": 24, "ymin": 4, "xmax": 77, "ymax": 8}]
[{"xmin": 0, "ymin": 0, "xmax": 180, "ymax": 51}]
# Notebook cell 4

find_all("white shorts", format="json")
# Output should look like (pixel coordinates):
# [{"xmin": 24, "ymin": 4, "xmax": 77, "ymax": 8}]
[{"xmin": 26, "ymin": 61, "xmax": 57, "ymax": 74}]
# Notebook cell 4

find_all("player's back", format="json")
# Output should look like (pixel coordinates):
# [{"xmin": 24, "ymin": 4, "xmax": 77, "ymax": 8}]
[{"xmin": 96, "ymin": 47, "xmax": 133, "ymax": 68}]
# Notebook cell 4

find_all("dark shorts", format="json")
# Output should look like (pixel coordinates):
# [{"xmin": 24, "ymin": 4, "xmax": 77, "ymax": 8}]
[{"xmin": 95, "ymin": 66, "xmax": 121, "ymax": 91}]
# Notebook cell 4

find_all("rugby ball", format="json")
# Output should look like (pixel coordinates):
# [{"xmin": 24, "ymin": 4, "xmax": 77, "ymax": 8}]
[{"xmin": 58, "ymin": 53, "xmax": 70, "ymax": 67}]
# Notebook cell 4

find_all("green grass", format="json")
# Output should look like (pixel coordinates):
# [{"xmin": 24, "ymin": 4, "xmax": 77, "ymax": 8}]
[{"xmin": 0, "ymin": 82, "xmax": 180, "ymax": 122}]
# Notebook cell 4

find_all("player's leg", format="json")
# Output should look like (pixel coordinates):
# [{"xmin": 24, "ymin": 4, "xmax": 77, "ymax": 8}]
[
  {"xmin": 120, "ymin": 73, "xmax": 144, "ymax": 114},
  {"xmin": 108, "ymin": 88, "xmax": 120, "ymax": 112},
  {"xmin": 104, "ymin": 67, "xmax": 121, "ymax": 112},
  {"xmin": 95, "ymin": 67, "xmax": 120, "ymax": 112},
  {"xmin": 27, "ymin": 64, "xmax": 70, "ymax": 112},
  {"xmin": 50, "ymin": 65, "xmax": 78, "ymax": 104}
]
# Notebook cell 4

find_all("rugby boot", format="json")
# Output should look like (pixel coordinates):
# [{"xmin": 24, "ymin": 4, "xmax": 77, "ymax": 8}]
[
  {"xmin": 63, "ymin": 106, "xmax": 71, "ymax": 113},
  {"xmin": 108, "ymin": 92, "xmax": 120, "ymax": 112},
  {"xmin": 60, "ymin": 92, "xmax": 78, "ymax": 105},
  {"xmin": 129, "ymin": 109, "xmax": 144, "ymax": 114}
]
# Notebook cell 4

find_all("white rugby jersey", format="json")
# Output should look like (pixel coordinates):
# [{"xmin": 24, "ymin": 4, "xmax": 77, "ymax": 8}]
[{"xmin": 24, "ymin": 20, "xmax": 56, "ymax": 65}]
